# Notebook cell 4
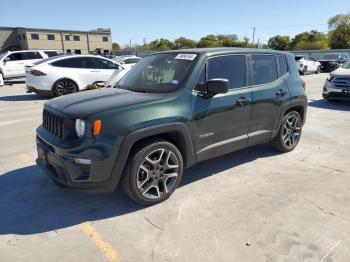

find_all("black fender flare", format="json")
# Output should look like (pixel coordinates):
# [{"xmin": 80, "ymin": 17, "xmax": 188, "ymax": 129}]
[{"xmin": 108, "ymin": 122, "xmax": 195, "ymax": 191}]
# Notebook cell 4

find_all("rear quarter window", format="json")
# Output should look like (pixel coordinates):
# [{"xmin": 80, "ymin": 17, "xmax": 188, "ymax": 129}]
[
  {"xmin": 277, "ymin": 55, "xmax": 289, "ymax": 77},
  {"xmin": 251, "ymin": 55, "xmax": 278, "ymax": 85}
]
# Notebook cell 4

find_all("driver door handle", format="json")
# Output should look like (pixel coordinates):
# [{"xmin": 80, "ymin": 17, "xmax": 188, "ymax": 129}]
[
  {"xmin": 276, "ymin": 89, "xmax": 287, "ymax": 96},
  {"xmin": 236, "ymin": 96, "xmax": 251, "ymax": 106}
]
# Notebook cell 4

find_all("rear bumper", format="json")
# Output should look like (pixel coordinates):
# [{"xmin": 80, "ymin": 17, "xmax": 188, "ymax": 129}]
[{"xmin": 27, "ymin": 85, "xmax": 53, "ymax": 96}]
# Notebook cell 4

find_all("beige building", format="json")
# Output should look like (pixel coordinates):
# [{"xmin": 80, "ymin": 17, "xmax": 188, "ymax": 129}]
[{"xmin": 0, "ymin": 26, "xmax": 112, "ymax": 54}]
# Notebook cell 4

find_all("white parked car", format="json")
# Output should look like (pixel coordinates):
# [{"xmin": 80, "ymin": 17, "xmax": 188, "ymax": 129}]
[
  {"xmin": 25, "ymin": 55, "xmax": 129, "ymax": 96},
  {"xmin": 295, "ymin": 55, "xmax": 321, "ymax": 75},
  {"xmin": 114, "ymin": 55, "xmax": 141, "ymax": 69},
  {"xmin": 0, "ymin": 50, "xmax": 61, "ymax": 80}
]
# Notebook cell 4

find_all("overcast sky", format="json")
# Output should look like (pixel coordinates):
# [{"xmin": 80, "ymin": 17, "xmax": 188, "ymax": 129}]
[{"xmin": 1, "ymin": 0, "xmax": 349, "ymax": 46}]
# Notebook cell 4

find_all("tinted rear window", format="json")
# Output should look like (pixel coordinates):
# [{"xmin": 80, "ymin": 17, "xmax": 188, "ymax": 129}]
[
  {"xmin": 278, "ymin": 55, "xmax": 288, "ymax": 76},
  {"xmin": 251, "ymin": 55, "xmax": 278, "ymax": 85},
  {"xmin": 44, "ymin": 51, "xmax": 60, "ymax": 57},
  {"xmin": 208, "ymin": 55, "xmax": 246, "ymax": 89},
  {"xmin": 52, "ymin": 57, "xmax": 95, "ymax": 68}
]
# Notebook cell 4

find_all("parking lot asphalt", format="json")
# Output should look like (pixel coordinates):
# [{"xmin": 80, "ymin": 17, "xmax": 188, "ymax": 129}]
[{"xmin": 0, "ymin": 74, "xmax": 350, "ymax": 262}]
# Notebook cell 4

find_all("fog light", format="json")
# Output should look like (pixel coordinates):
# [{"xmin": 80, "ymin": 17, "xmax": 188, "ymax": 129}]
[{"xmin": 74, "ymin": 158, "xmax": 91, "ymax": 165}]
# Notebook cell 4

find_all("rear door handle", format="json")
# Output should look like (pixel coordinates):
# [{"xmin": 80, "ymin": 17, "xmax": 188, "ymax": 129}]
[
  {"xmin": 90, "ymin": 70, "xmax": 101, "ymax": 73},
  {"xmin": 236, "ymin": 96, "xmax": 251, "ymax": 106},
  {"xmin": 276, "ymin": 89, "xmax": 287, "ymax": 96}
]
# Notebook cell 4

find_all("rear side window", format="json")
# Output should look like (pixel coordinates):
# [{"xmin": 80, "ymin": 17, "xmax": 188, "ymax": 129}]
[
  {"xmin": 44, "ymin": 51, "xmax": 60, "ymax": 57},
  {"xmin": 23, "ymin": 52, "xmax": 43, "ymax": 60},
  {"xmin": 65, "ymin": 57, "xmax": 95, "ymax": 68},
  {"xmin": 208, "ymin": 55, "xmax": 246, "ymax": 89},
  {"xmin": 6, "ymin": 53, "xmax": 23, "ymax": 61},
  {"xmin": 52, "ymin": 57, "xmax": 95, "ymax": 68},
  {"xmin": 92, "ymin": 58, "xmax": 119, "ymax": 69},
  {"xmin": 277, "ymin": 55, "xmax": 288, "ymax": 77},
  {"xmin": 251, "ymin": 55, "xmax": 278, "ymax": 85}
]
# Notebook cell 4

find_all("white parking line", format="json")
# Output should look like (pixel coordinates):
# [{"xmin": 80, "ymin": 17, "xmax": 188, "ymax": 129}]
[{"xmin": 0, "ymin": 118, "xmax": 41, "ymax": 126}]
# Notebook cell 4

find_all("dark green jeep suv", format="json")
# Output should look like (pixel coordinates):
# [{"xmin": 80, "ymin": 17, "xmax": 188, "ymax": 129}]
[{"xmin": 36, "ymin": 48, "xmax": 307, "ymax": 205}]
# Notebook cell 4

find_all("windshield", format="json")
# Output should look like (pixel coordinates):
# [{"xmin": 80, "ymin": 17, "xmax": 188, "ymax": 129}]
[
  {"xmin": 0, "ymin": 52, "xmax": 8, "ymax": 60},
  {"xmin": 342, "ymin": 60, "xmax": 350, "ymax": 69},
  {"xmin": 117, "ymin": 53, "xmax": 197, "ymax": 93}
]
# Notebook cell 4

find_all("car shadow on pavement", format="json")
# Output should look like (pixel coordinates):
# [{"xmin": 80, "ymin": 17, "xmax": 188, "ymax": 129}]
[
  {"xmin": 0, "ymin": 94, "xmax": 49, "ymax": 101},
  {"xmin": 308, "ymin": 99, "xmax": 350, "ymax": 111},
  {"xmin": 0, "ymin": 144, "xmax": 277, "ymax": 235}
]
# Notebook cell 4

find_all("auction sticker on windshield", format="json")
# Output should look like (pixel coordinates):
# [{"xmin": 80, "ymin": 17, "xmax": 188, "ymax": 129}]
[{"xmin": 175, "ymin": 54, "xmax": 197, "ymax": 61}]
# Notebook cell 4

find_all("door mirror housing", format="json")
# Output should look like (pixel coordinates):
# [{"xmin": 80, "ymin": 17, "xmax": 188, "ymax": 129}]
[{"xmin": 205, "ymin": 78, "xmax": 229, "ymax": 97}]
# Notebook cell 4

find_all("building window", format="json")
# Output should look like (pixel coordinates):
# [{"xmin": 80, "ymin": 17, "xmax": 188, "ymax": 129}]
[
  {"xmin": 23, "ymin": 33, "xmax": 26, "ymax": 40},
  {"xmin": 66, "ymin": 49, "xmax": 71, "ymax": 53},
  {"xmin": 102, "ymin": 36, "xmax": 108, "ymax": 42},
  {"xmin": 18, "ymin": 34, "xmax": 21, "ymax": 40},
  {"xmin": 31, "ymin": 33, "xmax": 39, "ymax": 40},
  {"xmin": 74, "ymin": 50, "xmax": 81, "ymax": 54},
  {"xmin": 47, "ymin": 34, "xmax": 55, "ymax": 40},
  {"xmin": 65, "ymin": 35, "xmax": 70, "ymax": 41},
  {"xmin": 73, "ymin": 35, "xmax": 80, "ymax": 41}
]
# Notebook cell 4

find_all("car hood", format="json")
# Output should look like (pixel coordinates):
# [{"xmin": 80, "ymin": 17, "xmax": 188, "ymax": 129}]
[
  {"xmin": 331, "ymin": 67, "xmax": 350, "ymax": 77},
  {"xmin": 45, "ymin": 88, "xmax": 164, "ymax": 118}
]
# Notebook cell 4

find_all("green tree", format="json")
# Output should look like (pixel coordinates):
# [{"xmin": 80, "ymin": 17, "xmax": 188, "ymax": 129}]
[
  {"xmin": 290, "ymin": 31, "xmax": 329, "ymax": 50},
  {"xmin": 268, "ymin": 35, "xmax": 291, "ymax": 50},
  {"xmin": 328, "ymin": 12, "xmax": 350, "ymax": 49},
  {"xmin": 196, "ymin": 35, "xmax": 220, "ymax": 48},
  {"xmin": 112, "ymin": 42, "xmax": 121, "ymax": 50},
  {"xmin": 148, "ymin": 38, "xmax": 174, "ymax": 51},
  {"xmin": 174, "ymin": 37, "xmax": 197, "ymax": 49}
]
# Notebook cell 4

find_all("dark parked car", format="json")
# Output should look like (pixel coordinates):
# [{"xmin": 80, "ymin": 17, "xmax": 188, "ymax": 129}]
[
  {"xmin": 319, "ymin": 53, "xmax": 349, "ymax": 72},
  {"xmin": 36, "ymin": 48, "xmax": 307, "ymax": 205}
]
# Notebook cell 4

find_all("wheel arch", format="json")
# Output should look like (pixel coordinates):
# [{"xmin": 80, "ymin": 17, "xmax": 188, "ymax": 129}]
[
  {"xmin": 51, "ymin": 77, "xmax": 80, "ymax": 95},
  {"xmin": 108, "ymin": 122, "xmax": 195, "ymax": 191}
]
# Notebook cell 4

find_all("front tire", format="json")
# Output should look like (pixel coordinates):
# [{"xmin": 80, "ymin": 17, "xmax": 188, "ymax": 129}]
[
  {"xmin": 315, "ymin": 66, "xmax": 321, "ymax": 74},
  {"xmin": 53, "ymin": 79, "xmax": 77, "ymax": 97},
  {"xmin": 122, "ymin": 139, "xmax": 183, "ymax": 205},
  {"xmin": 271, "ymin": 111, "xmax": 302, "ymax": 153},
  {"xmin": 302, "ymin": 66, "xmax": 307, "ymax": 75}
]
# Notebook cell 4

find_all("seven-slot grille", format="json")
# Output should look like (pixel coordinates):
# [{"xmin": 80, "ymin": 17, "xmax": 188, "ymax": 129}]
[
  {"xmin": 43, "ymin": 109, "xmax": 65, "ymax": 138},
  {"xmin": 333, "ymin": 77, "xmax": 350, "ymax": 90}
]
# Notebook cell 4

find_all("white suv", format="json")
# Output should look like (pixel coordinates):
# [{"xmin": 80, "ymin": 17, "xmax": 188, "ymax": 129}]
[
  {"xmin": 295, "ymin": 55, "xmax": 321, "ymax": 75},
  {"xmin": 0, "ymin": 50, "xmax": 60, "ymax": 80}
]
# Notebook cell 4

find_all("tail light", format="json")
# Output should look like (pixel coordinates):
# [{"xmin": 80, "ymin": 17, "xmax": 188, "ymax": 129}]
[{"xmin": 30, "ymin": 70, "xmax": 46, "ymax": 76}]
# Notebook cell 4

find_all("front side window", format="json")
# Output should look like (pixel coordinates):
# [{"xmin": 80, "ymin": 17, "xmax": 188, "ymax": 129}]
[
  {"xmin": 208, "ymin": 55, "xmax": 246, "ymax": 89},
  {"xmin": 47, "ymin": 34, "xmax": 55, "ymax": 40},
  {"xmin": 6, "ymin": 53, "xmax": 23, "ymax": 61},
  {"xmin": 31, "ymin": 33, "xmax": 39, "ymax": 40},
  {"xmin": 23, "ymin": 52, "xmax": 43, "ymax": 60},
  {"xmin": 92, "ymin": 58, "xmax": 119, "ymax": 69},
  {"xmin": 277, "ymin": 55, "xmax": 288, "ymax": 77},
  {"xmin": 118, "ymin": 53, "xmax": 196, "ymax": 93},
  {"xmin": 251, "ymin": 55, "xmax": 278, "ymax": 85},
  {"xmin": 73, "ymin": 35, "xmax": 80, "ymax": 41}
]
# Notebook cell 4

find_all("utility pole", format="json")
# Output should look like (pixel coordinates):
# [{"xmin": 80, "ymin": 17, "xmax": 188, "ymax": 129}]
[
  {"xmin": 142, "ymin": 37, "xmax": 147, "ymax": 45},
  {"xmin": 129, "ymin": 39, "xmax": 132, "ymax": 49},
  {"xmin": 252, "ymin": 27, "xmax": 256, "ymax": 46}
]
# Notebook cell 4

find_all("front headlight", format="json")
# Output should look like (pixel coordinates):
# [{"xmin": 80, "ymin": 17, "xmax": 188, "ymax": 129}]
[
  {"xmin": 327, "ymin": 75, "xmax": 334, "ymax": 82},
  {"xmin": 75, "ymin": 119, "xmax": 85, "ymax": 138}
]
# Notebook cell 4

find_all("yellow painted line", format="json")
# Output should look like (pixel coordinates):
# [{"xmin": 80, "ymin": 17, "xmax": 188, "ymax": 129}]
[
  {"xmin": 80, "ymin": 222, "xmax": 121, "ymax": 261},
  {"xmin": 20, "ymin": 153, "xmax": 35, "ymax": 166}
]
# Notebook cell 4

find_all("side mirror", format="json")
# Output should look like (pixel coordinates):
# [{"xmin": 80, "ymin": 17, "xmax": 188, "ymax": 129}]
[{"xmin": 205, "ymin": 78, "xmax": 229, "ymax": 97}]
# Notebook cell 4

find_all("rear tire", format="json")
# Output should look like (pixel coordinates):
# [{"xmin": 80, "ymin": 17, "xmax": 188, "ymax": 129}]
[
  {"xmin": 315, "ymin": 66, "xmax": 321, "ymax": 74},
  {"xmin": 302, "ymin": 67, "xmax": 307, "ymax": 75},
  {"xmin": 53, "ymin": 79, "xmax": 77, "ymax": 97},
  {"xmin": 122, "ymin": 139, "xmax": 183, "ymax": 205},
  {"xmin": 271, "ymin": 111, "xmax": 302, "ymax": 153}
]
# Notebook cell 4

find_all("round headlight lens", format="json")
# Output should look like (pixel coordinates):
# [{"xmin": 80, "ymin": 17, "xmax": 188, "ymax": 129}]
[{"xmin": 75, "ymin": 119, "xmax": 85, "ymax": 138}]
